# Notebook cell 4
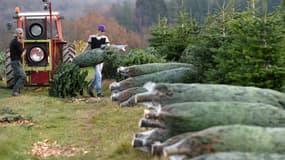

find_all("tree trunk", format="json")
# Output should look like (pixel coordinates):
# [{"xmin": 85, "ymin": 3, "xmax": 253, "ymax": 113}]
[
  {"xmin": 144, "ymin": 109, "xmax": 158, "ymax": 119},
  {"xmin": 111, "ymin": 87, "xmax": 147, "ymax": 103},
  {"xmin": 132, "ymin": 128, "xmax": 170, "ymax": 148},
  {"xmin": 135, "ymin": 83, "xmax": 285, "ymax": 108},
  {"xmin": 163, "ymin": 125, "xmax": 285, "ymax": 158},
  {"xmin": 109, "ymin": 68, "xmax": 197, "ymax": 91},
  {"xmin": 118, "ymin": 63, "xmax": 194, "ymax": 77},
  {"xmin": 139, "ymin": 118, "xmax": 166, "ymax": 129},
  {"xmin": 119, "ymin": 95, "xmax": 137, "ymax": 107},
  {"xmin": 151, "ymin": 132, "xmax": 192, "ymax": 156}
]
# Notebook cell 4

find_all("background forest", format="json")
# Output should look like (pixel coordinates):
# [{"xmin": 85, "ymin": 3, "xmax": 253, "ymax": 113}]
[
  {"xmin": 0, "ymin": 0, "xmax": 282, "ymax": 49},
  {"xmin": 0, "ymin": 0, "xmax": 284, "ymax": 91}
]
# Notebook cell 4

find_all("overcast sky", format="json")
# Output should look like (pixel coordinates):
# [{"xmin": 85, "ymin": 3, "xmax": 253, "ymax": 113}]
[{"xmin": 0, "ymin": 0, "xmax": 135, "ymax": 20}]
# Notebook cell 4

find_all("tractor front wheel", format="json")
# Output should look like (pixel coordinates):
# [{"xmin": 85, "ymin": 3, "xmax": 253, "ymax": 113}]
[
  {"xmin": 62, "ymin": 43, "xmax": 76, "ymax": 64},
  {"xmin": 5, "ymin": 49, "xmax": 14, "ymax": 89}
]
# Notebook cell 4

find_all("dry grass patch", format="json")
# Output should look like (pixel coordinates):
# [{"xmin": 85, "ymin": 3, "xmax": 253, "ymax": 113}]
[{"xmin": 30, "ymin": 139, "xmax": 88, "ymax": 158}]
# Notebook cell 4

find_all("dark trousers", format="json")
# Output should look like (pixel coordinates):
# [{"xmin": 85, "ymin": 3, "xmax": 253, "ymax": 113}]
[{"xmin": 11, "ymin": 60, "xmax": 26, "ymax": 93}]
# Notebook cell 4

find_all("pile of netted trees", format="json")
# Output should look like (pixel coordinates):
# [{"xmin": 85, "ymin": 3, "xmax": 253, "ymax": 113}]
[
  {"xmin": 110, "ymin": 63, "xmax": 285, "ymax": 160},
  {"xmin": 110, "ymin": 63, "xmax": 198, "ymax": 106}
]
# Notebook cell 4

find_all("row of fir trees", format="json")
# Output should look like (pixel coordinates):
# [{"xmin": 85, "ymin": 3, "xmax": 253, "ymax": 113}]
[{"xmin": 149, "ymin": 1, "xmax": 285, "ymax": 91}]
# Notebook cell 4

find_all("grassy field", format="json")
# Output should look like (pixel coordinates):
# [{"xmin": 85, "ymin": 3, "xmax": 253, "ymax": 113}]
[{"xmin": 0, "ymin": 76, "xmax": 165, "ymax": 160}]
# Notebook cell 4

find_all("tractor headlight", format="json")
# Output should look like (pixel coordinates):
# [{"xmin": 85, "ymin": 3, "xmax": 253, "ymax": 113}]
[
  {"xmin": 30, "ymin": 24, "xmax": 43, "ymax": 37},
  {"xmin": 25, "ymin": 42, "xmax": 49, "ymax": 67},
  {"xmin": 29, "ymin": 47, "xmax": 45, "ymax": 62}
]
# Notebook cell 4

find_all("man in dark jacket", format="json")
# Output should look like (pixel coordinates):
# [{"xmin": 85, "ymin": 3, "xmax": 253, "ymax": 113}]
[{"xmin": 9, "ymin": 28, "xmax": 26, "ymax": 96}]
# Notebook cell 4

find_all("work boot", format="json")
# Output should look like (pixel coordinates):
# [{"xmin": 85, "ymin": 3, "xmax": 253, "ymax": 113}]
[
  {"xmin": 97, "ymin": 93, "xmax": 104, "ymax": 97},
  {"xmin": 11, "ymin": 92, "xmax": 20, "ymax": 97},
  {"xmin": 88, "ymin": 88, "xmax": 95, "ymax": 97}
]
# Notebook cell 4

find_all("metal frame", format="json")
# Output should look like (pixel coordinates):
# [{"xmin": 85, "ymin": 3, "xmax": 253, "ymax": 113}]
[{"xmin": 18, "ymin": 11, "xmax": 59, "ymax": 17}]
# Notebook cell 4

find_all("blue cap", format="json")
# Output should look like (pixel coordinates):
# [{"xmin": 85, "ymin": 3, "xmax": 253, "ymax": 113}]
[{"xmin": 98, "ymin": 24, "xmax": 106, "ymax": 32}]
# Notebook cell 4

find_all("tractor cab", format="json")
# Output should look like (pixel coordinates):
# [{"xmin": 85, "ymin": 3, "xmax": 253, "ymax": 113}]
[{"xmin": 5, "ymin": 5, "xmax": 75, "ymax": 88}]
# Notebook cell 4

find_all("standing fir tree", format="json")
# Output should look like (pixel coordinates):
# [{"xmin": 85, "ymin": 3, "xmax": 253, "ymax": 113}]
[
  {"xmin": 181, "ymin": 1, "xmax": 236, "ymax": 82},
  {"xmin": 208, "ymin": 3, "xmax": 285, "ymax": 91},
  {"xmin": 149, "ymin": 6, "xmax": 199, "ymax": 61}
]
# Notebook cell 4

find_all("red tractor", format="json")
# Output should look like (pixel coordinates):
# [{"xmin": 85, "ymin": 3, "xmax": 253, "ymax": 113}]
[{"xmin": 5, "ymin": 1, "xmax": 75, "ymax": 88}]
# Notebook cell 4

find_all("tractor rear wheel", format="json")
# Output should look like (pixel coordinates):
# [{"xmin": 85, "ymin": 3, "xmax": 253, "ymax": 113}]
[
  {"xmin": 62, "ymin": 43, "xmax": 76, "ymax": 64},
  {"xmin": 5, "ymin": 49, "xmax": 14, "ymax": 89}
]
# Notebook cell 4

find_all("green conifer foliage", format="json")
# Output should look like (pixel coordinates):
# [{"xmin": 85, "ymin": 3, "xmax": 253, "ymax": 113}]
[
  {"xmin": 49, "ymin": 63, "xmax": 88, "ymax": 98},
  {"xmin": 181, "ymin": 2, "xmax": 285, "ymax": 90},
  {"xmin": 181, "ymin": 2, "xmax": 236, "ymax": 82},
  {"xmin": 149, "ymin": 8, "xmax": 199, "ymax": 61},
  {"xmin": 208, "ymin": 9, "xmax": 285, "ymax": 90}
]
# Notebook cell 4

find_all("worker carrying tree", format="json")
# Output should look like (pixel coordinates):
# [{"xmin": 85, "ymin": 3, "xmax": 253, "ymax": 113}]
[{"xmin": 82, "ymin": 24, "xmax": 110, "ymax": 97}]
